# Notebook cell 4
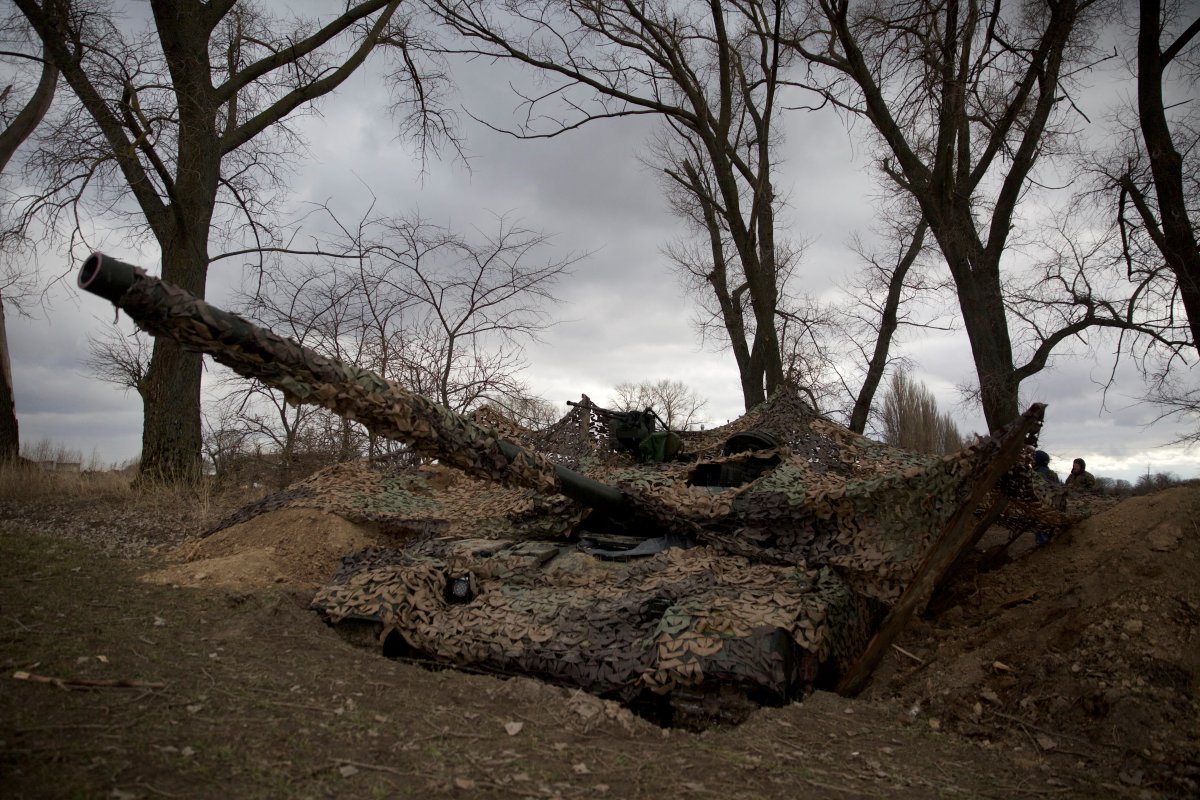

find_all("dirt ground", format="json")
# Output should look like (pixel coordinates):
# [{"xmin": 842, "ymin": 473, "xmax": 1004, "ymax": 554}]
[{"xmin": 1, "ymin": 485, "xmax": 1197, "ymax": 798}]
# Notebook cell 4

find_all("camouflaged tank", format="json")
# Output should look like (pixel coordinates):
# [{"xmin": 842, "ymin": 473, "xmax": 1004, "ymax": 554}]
[{"xmin": 78, "ymin": 253, "xmax": 1076, "ymax": 725}]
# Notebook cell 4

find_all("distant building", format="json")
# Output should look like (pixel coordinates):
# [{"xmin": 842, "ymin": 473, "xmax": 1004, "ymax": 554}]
[{"xmin": 37, "ymin": 460, "xmax": 81, "ymax": 473}]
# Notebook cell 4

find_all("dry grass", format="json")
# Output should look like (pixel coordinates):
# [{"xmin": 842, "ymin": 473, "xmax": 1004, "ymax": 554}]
[
  {"xmin": 0, "ymin": 461, "xmax": 132, "ymax": 500},
  {"xmin": 0, "ymin": 460, "xmax": 253, "ymax": 522}
]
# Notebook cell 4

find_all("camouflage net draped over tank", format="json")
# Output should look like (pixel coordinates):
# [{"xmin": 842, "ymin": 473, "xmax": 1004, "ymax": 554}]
[
  {"xmin": 513, "ymin": 386, "xmax": 1057, "ymax": 603},
  {"xmin": 89, "ymin": 260, "xmax": 1082, "ymax": 709},
  {"xmin": 313, "ymin": 540, "xmax": 879, "ymax": 701},
  {"xmin": 303, "ymin": 390, "xmax": 1053, "ymax": 705},
  {"xmin": 217, "ymin": 385, "xmax": 1061, "ymax": 606}
]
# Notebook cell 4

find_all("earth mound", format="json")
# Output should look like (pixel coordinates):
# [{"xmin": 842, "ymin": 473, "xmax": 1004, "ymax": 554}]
[
  {"xmin": 872, "ymin": 485, "xmax": 1200, "ymax": 794},
  {"xmin": 143, "ymin": 507, "xmax": 391, "ymax": 591}
]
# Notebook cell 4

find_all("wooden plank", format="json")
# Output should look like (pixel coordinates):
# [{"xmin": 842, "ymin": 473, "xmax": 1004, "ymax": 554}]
[{"xmin": 836, "ymin": 404, "xmax": 1044, "ymax": 697}]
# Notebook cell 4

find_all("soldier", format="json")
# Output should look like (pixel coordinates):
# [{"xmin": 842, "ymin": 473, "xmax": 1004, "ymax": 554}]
[
  {"xmin": 1032, "ymin": 450, "xmax": 1060, "ymax": 484},
  {"xmin": 1031, "ymin": 450, "xmax": 1062, "ymax": 545},
  {"xmin": 1065, "ymin": 458, "xmax": 1097, "ymax": 492}
]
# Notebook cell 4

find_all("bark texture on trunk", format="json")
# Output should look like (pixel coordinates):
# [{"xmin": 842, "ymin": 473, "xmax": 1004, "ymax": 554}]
[
  {"xmin": 0, "ymin": 301, "xmax": 19, "ymax": 462},
  {"xmin": 1137, "ymin": 0, "xmax": 1200, "ymax": 349}
]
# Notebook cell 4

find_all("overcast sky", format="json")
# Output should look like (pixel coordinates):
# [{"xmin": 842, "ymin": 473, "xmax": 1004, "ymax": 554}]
[{"xmin": 6, "ymin": 2, "xmax": 1199, "ymax": 484}]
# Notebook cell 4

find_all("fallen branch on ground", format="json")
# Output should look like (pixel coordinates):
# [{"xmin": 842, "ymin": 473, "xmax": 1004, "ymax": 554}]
[
  {"xmin": 11, "ymin": 670, "xmax": 166, "ymax": 689},
  {"xmin": 890, "ymin": 644, "xmax": 926, "ymax": 664}
]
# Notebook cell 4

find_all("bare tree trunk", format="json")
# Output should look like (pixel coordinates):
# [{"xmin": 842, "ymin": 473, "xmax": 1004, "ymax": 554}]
[
  {"xmin": 751, "ymin": 197, "xmax": 786, "ymax": 397},
  {"xmin": 0, "ymin": 46, "xmax": 56, "ymax": 173},
  {"xmin": 140, "ymin": 342, "xmax": 203, "ymax": 480},
  {"xmin": 1136, "ymin": 0, "xmax": 1200, "ymax": 349},
  {"xmin": 849, "ymin": 221, "xmax": 927, "ymax": 434},
  {"xmin": 0, "ymin": 300, "xmax": 19, "ymax": 462},
  {"xmin": 139, "ymin": 213, "xmax": 212, "ymax": 481},
  {"xmin": 960, "ymin": 282, "xmax": 1021, "ymax": 430},
  {"xmin": 0, "ymin": 45, "xmax": 57, "ymax": 462},
  {"xmin": 931, "ymin": 221, "xmax": 1020, "ymax": 431}
]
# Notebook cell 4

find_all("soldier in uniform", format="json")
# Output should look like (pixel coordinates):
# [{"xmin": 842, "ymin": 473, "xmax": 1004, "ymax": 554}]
[
  {"xmin": 1065, "ymin": 457, "xmax": 1097, "ymax": 492},
  {"xmin": 1033, "ymin": 450, "xmax": 1060, "ymax": 484},
  {"xmin": 1031, "ymin": 450, "xmax": 1062, "ymax": 545}
]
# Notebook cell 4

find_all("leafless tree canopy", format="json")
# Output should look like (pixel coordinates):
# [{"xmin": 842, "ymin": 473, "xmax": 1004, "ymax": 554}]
[
  {"xmin": 609, "ymin": 378, "xmax": 709, "ymax": 430},
  {"xmin": 12, "ymin": 0, "xmax": 449, "ymax": 481},
  {"xmin": 429, "ymin": 0, "xmax": 807, "ymax": 410},
  {"xmin": 211, "ymin": 210, "xmax": 571, "ymax": 465},
  {"xmin": 786, "ymin": 0, "xmax": 1175, "ymax": 431},
  {"xmin": 81, "ymin": 325, "xmax": 150, "ymax": 397}
]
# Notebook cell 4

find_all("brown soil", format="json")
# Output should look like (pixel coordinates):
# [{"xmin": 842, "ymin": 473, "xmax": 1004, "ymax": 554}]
[
  {"xmin": 870, "ymin": 488, "xmax": 1200, "ymax": 793},
  {"xmin": 1, "ymin": 486, "xmax": 1197, "ymax": 798},
  {"xmin": 145, "ymin": 508, "xmax": 392, "ymax": 591}
]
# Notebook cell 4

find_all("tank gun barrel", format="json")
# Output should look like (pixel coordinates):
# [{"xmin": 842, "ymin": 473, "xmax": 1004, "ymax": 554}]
[{"xmin": 77, "ymin": 252, "xmax": 627, "ymax": 513}]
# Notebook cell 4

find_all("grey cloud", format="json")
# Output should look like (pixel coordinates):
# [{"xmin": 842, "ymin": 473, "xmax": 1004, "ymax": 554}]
[{"xmin": 8, "ymin": 4, "xmax": 1196, "ymax": 483}]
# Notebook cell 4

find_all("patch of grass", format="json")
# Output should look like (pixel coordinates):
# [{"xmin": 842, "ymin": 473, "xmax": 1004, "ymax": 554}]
[
  {"xmin": 0, "ymin": 461, "xmax": 132, "ymax": 500},
  {"xmin": 0, "ymin": 459, "xmax": 270, "ymax": 541}
]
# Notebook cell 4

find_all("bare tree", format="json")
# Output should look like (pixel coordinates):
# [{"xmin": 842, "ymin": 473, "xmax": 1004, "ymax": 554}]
[
  {"xmin": 368, "ymin": 214, "xmax": 574, "ymax": 414},
  {"xmin": 879, "ymin": 369, "xmax": 962, "ymax": 454},
  {"xmin": 0, "ymin": 12, "xmax": 57, "ymax": 461},
  {"xmin": 431, "ymin": 0, "xmax": 802, "ymax": 409},
  {"xmin": 81, "ymin": 325, "xmax": 151, "ymax": 396},
  {"xmin": 1133, "ymin": 468, "xmax": 1183, "ymax": 494},
  {"xmin": 495, "ymin": 393, "xmax": 562, "ymax": 431},
  {"xmin": 223, "ymin": 211, "xmax": 571, "ymax": 464},
  {"xmin": 774, "ymin": 294, "xmax": 844, "ymax": 411},
  {"xmin": 200, "ymin": 404, "xmax": 255, "ymax": 484},
  {"xmin": 1115, "ymin": 0, "xmax": 1200, "ymax": 349},
  {"xmin": 841, "ymin": 216, "xmax": 938, "ymax": 434},
  {"xmin": 213, "ymin": 375, "xmax": 332, "ymax": 488},
  {"xmin": 13, "ymin": 0, "xmax": 446, "ymax": 480},
  {"xmin": 789, "ymin": 0, "xmax": 1152, "ymax": 431},
  {"xmin": 610, "ymin": 379, "xmax": 709, "ymax": 430}
]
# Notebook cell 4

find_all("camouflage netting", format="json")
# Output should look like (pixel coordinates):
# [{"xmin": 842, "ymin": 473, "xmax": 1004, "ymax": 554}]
[
  {"xmin": 87, "ymin": 261, "xmax": 1092, "ymax": 709},
  {"xmin": 521, "ymin": 386, "xmax": 1051, "ymax": 604},
  {"xmin": 208, "ymin": 461, "xmax": 584, "ymax": 542},
  {"xmin": 313, "ymin": 540, "xmax": 880, "ymax": 702}
]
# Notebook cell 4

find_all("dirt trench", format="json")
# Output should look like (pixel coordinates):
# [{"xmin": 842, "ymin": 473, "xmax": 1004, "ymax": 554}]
[{"xmin": 1, "ymin": 488, "xmax": 1197, "ymax": 798}]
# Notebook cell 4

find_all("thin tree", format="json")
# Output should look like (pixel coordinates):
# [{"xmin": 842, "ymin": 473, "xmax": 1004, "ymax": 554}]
[
  {"xmin": 1116, "ymin": 0, "xmax": 1200, "ymax": 350},
  {"xmin": 430, "ymin": 0, "xmax": 800, "ymax": 409},
  {"xmin": 13, "ymin": 0, "xmax": 442, "ymax": 480},
  {"xmin": 0, "ymin": 13, "xmax": 57, "ymax": 461}
]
